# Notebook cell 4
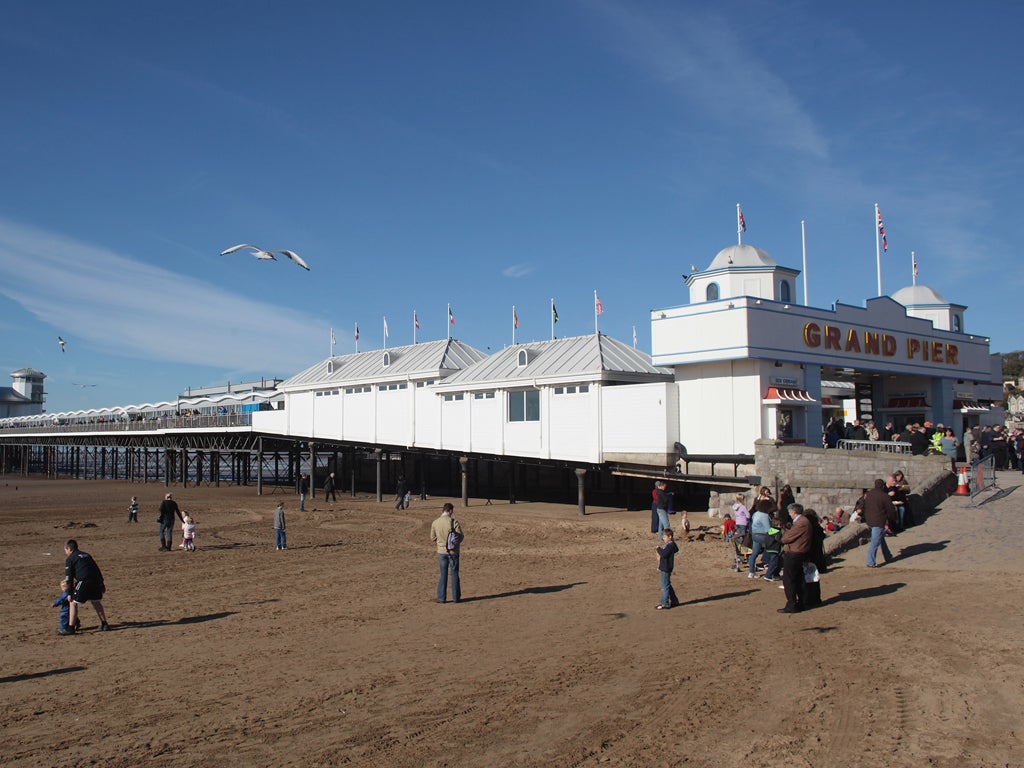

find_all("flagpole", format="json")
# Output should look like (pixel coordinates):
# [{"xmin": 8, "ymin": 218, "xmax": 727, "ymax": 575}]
[
  {"xmin": 594, "ymin": 290, "xmax": 598, "ymax": 335},
  {"xmin": 632, "ymin": 325, "xmax": 637, "ymax": 349},
  {"xmin": 911, "ymin": 251, "xmax": 917, "ymax": 287},
  {"xmin": 355, "ymin": 322, "xmax": 359, "ymax": 354},
  {"xmin": 550, "ymin": 298, "xmax": 555, "ymax": 341},
  {"xmin": 875, "ymin": 203, "xmax": 883, "ymax": 297},
  {"xmin": 413, "ymin": 310, "xmax": 417, "ymax": 345},
  {"xmin": 737, "ymin": 203, "xmax": 743, "ymax": 245},
  {"xmin": 383, "ymin": 316, "xmax": 388, "ymax": 350},
  {"xmin": 330, "ymin": 327, "xmax": 335, "ymax": 359},
  {"xmin": 801, "ymin": 220, "xmax": 809, "ymax": 306},
  {"xmin": 512, "ymin": 305, "xmax": 516, "ymax": 346},
  {"xmin": 447, "ymin": 303, "xmax": 451, "ymax": 341}
]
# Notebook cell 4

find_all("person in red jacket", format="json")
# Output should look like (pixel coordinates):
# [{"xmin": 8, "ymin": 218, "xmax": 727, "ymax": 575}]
[{"xmin": 778, "ymin": 503, "xmax": 811, "ymax": 614}]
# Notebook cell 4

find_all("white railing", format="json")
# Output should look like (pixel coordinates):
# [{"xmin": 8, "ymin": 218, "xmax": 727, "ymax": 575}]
[{"xmin": 837, "ymin": 439, "xmax": 913, "ymax": 454}]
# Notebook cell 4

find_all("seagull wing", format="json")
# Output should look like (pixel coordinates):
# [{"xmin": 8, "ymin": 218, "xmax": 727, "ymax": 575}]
[
  {"xmin": 277, "ymin": 250, "xmax": 310, "ymax": 270},
  {"xmin": 220, "ymin": 243, "xmax": 260, "ymax": 256},
  {"xmin": 58, "ymin": 336, "xmax": 66, "ymax": 352},
  {"xmin": 252, "ymin": 250, "xmax": 277, "ymax": 261}
]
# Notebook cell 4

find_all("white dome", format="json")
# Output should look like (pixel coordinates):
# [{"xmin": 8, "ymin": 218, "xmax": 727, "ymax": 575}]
[
  {"xmin": 891, "ymin": 285, "xmax": 949, "ymax": 306},
  {"xmin": 706, "ymin": 244, "xmax": 777, "ymax": 270}
]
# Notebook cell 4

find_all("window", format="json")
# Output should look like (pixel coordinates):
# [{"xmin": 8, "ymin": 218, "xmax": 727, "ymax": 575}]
[
  {"xmin": 508, "ymin": 389, "xmax": 540, "ymax": 422},
  {"xmin": 706, "ymin": 283, "xmax": 720, "ymax": 301},
  {"xmin": 443, "ymin": 393, "xmax": 465, "ymax": 402},
  {"xmin": 327, "ymin": 360, "xmax": 334, "ymax": 373},
  {"xmin": 953, "ymin": 315, "xmax": 962, "ymax": 332},
  {"xmin": 382, "ymin": 352, "xmax": 391, "ymax": 368},
  {"xmin": 517, "ymin": 349, "xmax": 528, "ymax": 367},
  {"xmin": 779, "ymin": 281, "xmax": 791, "ymax": 303}
]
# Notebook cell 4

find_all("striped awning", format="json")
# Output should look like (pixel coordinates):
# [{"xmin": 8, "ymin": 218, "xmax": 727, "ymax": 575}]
[
  {"xmin": 954, "ymin": 399, "xmax": 989, "ymax": 412},
  {"xmin": 764, "ymin": 387, "xmax": 816, "ymax": 403}
]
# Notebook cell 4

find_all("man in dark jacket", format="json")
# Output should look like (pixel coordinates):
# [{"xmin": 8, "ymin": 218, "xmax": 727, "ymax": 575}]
[
  {"xmin": 779, "ymin": 503, "xmax": 811, "ymax": 613},
  {"xmin": 63, "ymin": 539, "xmax": 110, "ymax": 633},
  {"xmin": 864, "ymin": 478, "xmax": 898, "ymax": 567},
  {"xmin": 158, "ymin": 493, "xmax": 183, "ymax": 551}
]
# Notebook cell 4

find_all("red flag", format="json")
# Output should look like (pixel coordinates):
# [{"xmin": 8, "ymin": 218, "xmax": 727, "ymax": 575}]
[
  {"xmin": 513, "ymin": 307, "xmax": 519, "ymax": 328},
  {"xmin": 449, "ymin": 306, "xmax": 455, "ymax": 325},
  {"xmin": 877, "ymin": 209, "xmax": 888, "ymax": 252},
  {"xmin": 738, "ymin": 205, "xmax": 747, "ymax": 233},
  {"xmin": 414, "ymin": 312, "xmax": 420, "ymax": 330},
  {"xmin": 595, "ymin": 293, "xmax": 604, "ymax": 315}
]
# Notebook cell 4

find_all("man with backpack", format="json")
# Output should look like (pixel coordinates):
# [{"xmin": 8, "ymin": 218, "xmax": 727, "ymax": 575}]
[{"xmin": 430, "ymin": 502, "xmax": 464, "ymax": 604}]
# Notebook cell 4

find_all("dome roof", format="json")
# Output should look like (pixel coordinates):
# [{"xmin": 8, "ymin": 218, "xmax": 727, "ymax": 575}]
[
  {"xmin": 891, "ymin": 285, "xmax": 949, "ymax": 306},
  {"xmin": 706, "ymin": 244, "xmax": 777, "ymax": 271}
]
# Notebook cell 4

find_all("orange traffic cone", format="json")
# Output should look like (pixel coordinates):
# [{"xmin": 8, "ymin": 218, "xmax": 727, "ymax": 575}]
[{"xmin": 955, "ymin": 466, "xmax": 970, "ymax": 496}]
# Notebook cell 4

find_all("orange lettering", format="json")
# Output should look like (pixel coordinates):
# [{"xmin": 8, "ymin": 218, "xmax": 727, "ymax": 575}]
[
  {"xmin": 824, "ymin": 325, "xmax": 841, "ymax": 351},
  {"xmin": 931, "ymin": 341, "xmax": 943, "ymax": 363},
  {"xmin": 882, "ymin": 335, "xmax": 896, "ymax": 356},
  {"xmin": 845, "ymin": 328, "xmax": 861, "ymax": 353},
  {"xmin": 907, "ymin": 339, "xmax": 921, "ymax": 359},
  {"xmin": 946, "ymin": 344, "xmax": 959, "ymax": 365},
  {"xmin": 864, "ymin": 331, "xmax": 880, "ymax": 355},
  {"xmin": 803, "ymin": 322, "xmax": 821, "ymax": 348}
]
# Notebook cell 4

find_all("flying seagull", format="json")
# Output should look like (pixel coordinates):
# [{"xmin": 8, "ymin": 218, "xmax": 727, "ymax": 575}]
[
  {"xmin": 220, "ymin": 243, "xmax": 309, "ymax": 270},
  {"xmin": 58, "ymin": 336, "xmax": 66, "ymax": 353},
  {"xmin": 71, "ymin": 382, "xmax": 97, "ymax": 388}
]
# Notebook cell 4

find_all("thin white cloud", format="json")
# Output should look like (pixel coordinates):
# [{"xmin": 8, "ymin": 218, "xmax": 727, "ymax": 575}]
[
  {"xmin": 583, "ymin": 1, "xmax": 829, "ymax": 159},
  {"xmin": 502, "ymin": 263, "xmax": 535, "ymax": 278},
  {"xmin": 0, "ymin": 219, "xmax": 320, "ymax": 372}
]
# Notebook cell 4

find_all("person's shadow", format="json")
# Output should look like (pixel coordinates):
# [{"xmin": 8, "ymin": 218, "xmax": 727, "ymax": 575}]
[
  {"xmin": 820, "ymin": 582, "xmax": 905, "ymax": 606},
  {"xmin": 111, "ymin": 611, "xmax": 237, "ymax": 630},
  {"xmin": 894, "ymin": 540, "xmax": 951, "ymax": 562},
  {"xmin": 680, "ymin": 589, "xmax": 758, "ymax": 606},
  {"xmin": 460, "ymin": 582, "xmax": 586, "ymax": 603},
  {"xmin": 0, "ymin": 666, "xmax": 87, "ymax": 684}
]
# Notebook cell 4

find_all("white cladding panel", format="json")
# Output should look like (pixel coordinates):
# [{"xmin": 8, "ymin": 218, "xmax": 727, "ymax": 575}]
[
  {"xmin": 414, "ymin": 387, "xmax": 442, "ymax": 448},
  {"xmin": 504, "ymin": 418, "xmax": 544, "ymax": 458},
  {"xmin": 675, "ymin": 360, "xmax": 763, "ymax": 454},
  {"xmin": 375, "ymin": 386, "xmax": 412, "ymax": 446},
  {"xmin": 315, "ymin": 392, "xmax": 344, "ymax": 439},
  {"xmin": 468, "ymin": 394, "xmax": 503, "ymax": 455},
  {"xmin": 290, "ymin": 392, "xmax": 314, "ymax": 436},
  {"xmin": 342, "ymin": 391, "xmax": 375, "ymax": 442},
  {"xmin": 652, "ymin": 305, "xmax": 751, "ymax": 363},
  {"xmin": 439, "ymin": 397, "xmax": 470, "ymax": 451},
  {"xmin": 251, "ymin": 408, "xmax": 288, "ymax": 435},
  {"xmin": 548, "ymin": 387, "xmax": 598, "ymax": 462},
  {"xmin": 601, "ymin": 382, "xmax": 677, "ymax": 456}
]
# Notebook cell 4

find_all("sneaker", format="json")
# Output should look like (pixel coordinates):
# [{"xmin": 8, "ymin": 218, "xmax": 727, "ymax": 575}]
[
  {"xmin": 762, "ymin": 576, "xmax": 775, "ymax": 582},
  {"xmin": 747, "ymin": 573, "xmax": 754, "ymax": 579},
  {"xmin": 100, "ymin": 622, "xmax": 110, "ymax": 631},
  {"xmin": 57, "ymin": 627, "xmax": 76, "ymax": 636}
]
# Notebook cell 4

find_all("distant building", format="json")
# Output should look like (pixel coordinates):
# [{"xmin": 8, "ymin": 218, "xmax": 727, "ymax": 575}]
[{"xmin": 0, "ymin": 368, "xmax": 46, "ymax": 418}]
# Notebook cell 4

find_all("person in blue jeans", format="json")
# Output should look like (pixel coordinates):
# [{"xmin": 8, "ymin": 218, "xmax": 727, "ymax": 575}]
[
  {"xmin": 52, "ymin": 579, "xmax": 79, "ymax": 635},
  {"xmin": 863, "ymin": 478, "xmax": 897, "ymax": 567},
  {"xmin": 654, "ymin": 481, "xmax": 670, "ymax": 542},
  {"xmin": 747, "ymin": 499, "xmax": 773, "ymax": 579},
  {"xmin": 656, "ymin": 528, "xmax": 680, "ymax": 610},
  {"xmin": 273, "ymin": 502, "xmax": 287, "ymax": 550},
  {"xmin": 430, "ymin": 502, "xmax": 464, "ymax": 603}
]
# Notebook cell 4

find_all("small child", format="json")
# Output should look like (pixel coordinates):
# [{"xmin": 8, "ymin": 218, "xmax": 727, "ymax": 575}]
[
  {"xmin": 680, "ymin": 511, "xmax": 691, "ymax": 537},
  {"xmin": 722, "ymin": 513, "xmax": 736, "ymax": 542},
  {"xmin": 181, "ymin": 514, "xmax": 196, "ymax": 551},
  {"xmin": 732, "ymin": 493, "xmax": 750, "ymax": 536},
  {"xmin": 52, "ymin": 579, "xmax": 79, "ymax": 635},
  {"xmin": 127, "ymin": 496, "xmax": 139, "ymax": 523},
  {"xmin": 822, "ymin": 515, "xmax": 836, "ymax": 534},
  {"xmin": 655, "ymin": 528, "xmax": 679, "ymax": 610}
]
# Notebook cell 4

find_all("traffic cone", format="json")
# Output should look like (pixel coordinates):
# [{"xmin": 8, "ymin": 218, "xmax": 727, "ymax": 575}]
[{"xmin": 955, "ymin": 466, "xmax": 970, "ymax": 496}]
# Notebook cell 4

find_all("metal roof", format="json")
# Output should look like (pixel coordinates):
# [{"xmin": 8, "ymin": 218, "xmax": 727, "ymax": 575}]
[
  {"xmin": 434, "ymin": 333, "xmax": 673, "ymax": 391},
  {"xmin": 279, "ymin": 338, "xmax": 487, "ymax": 390}
]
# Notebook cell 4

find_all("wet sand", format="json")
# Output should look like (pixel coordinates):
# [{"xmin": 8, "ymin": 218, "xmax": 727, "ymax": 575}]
[{"xmin": 1, "ymin": 475, "xmax": 1022, "ymax": 767}]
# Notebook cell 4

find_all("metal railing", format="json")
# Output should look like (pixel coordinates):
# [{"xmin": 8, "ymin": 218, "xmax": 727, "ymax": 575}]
[
  {"xmin": 0, "ymin": 413, "xmax": 252, "ymax": 436},
  {"xmin": 836, "ymin": 439, "xmax": 912, "ymax": 454}
]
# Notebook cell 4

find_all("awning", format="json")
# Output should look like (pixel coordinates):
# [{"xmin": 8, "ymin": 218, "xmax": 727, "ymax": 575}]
[
  {"xmin": 954, "ymin": 399, "xmax": 990, "ymax": 412},
  {"xmin": 764, "ymin": 387, "xmax": 816, "ymax": 403},
  {"xmin": 885, "ymin": 396, "xmax": 929, "ymax": 409}
]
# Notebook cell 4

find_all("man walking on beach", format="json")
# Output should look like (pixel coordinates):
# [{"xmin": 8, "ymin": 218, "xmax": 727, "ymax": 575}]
[
  {"xmin": 779, "ymin": 503, "xmax": 810, "ymax": 613},
  {"xmin": 63, "ymin": 539, "xmax": 110, "ymax": 633},
  {"xmin": 430, "ymin": 502, "xmax": 463, "ymax": 604},
  {"xmin": 158, "ymin": 493, "xmax": 183, "ymax": 551},
  {"xmin": 299, "ymin": 473, "xmax": 309, "ymax": 512},
  {"xmin": 864, "ymin": 478, "xmax": 897, "ymax": 567},
  {"xmin": 324, "ymin": 472, "xmax": 337, "ymax": 503}
]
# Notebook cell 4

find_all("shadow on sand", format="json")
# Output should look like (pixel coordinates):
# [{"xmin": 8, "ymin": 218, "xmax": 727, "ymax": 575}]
[
  {"xmin": 680, "ymin": 588, "xmax": 758, "ymax": 606},
  {"xmin": 113, "ymin": 611, "xmax": 237, "ymax": 631},
  {"xmin": 460, "ymin": 582, "xmax": 586, "ymax": 603},
  {"xmin": 894, "ymin": 540, "xmax": 951, "ymax": 562},
  {"xmin": 1, "ymin": 666, "xmax": 88, "ymax": 685},
  {"xmin": 820, "ymin": 582, "xmax": 905, "ymax": 606}
]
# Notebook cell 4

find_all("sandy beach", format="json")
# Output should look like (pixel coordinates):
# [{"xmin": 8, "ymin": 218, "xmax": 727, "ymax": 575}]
[{"xmin": 1, "ymin": 475, "xmax": 1022, "ymax": 767}]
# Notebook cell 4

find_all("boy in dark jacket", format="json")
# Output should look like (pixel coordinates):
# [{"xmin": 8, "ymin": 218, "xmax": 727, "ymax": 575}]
[{"xmin": 656, "ymin": 529, "xmax": 680, "ymax": 610}]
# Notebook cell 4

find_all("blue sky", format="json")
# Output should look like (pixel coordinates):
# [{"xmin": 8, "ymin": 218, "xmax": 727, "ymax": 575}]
[{"xmin": 1, "ymin": 1, "xmax": 1021, "ymax": 412}]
